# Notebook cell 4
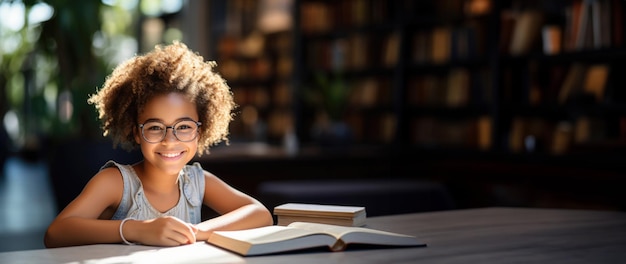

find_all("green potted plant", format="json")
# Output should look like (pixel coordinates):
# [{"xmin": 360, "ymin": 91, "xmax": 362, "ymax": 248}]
[{"xmin": 305, "ymin": 71, "xmax": 352, "ymax": 146}]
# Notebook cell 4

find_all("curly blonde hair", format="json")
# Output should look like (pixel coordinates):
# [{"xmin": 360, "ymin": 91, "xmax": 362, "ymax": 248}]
[{"xmin": 88, "ymin": 41, "xmax": 235, "ymax": 155}]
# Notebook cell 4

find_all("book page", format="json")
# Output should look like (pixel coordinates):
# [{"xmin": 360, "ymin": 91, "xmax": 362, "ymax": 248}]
[
  {"xmin": 287, "ymin": 222, "xmax": 423, "ymax": 248},
  {"xmin": 213, "ymin": 226, "xmax": 321, "ymax": 244},
  {"xmin": 208, "ymin": 225, "xmax": 337, "ymax": 256},
  {"xmin": 288, "ymin": 222, "xmax": 363, "ymax": 239}
]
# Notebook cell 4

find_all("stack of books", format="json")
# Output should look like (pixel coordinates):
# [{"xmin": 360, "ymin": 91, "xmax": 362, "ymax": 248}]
[{"xmin": 273, "ymin": 203, "xmax": 367, "ymax": 227}]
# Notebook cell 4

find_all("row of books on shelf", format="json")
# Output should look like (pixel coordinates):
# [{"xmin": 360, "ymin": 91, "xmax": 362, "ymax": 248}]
[
  {"xmin": 409, "ymin": 114, "xmax": 623, "ymax": 154},
  {"xmin": 406, "ymin": 68, "xmax": 492, "ymax": 107},
  {"xmin": 230, "ymin": 107, "xmax": 294, "ymax": 141},
  {"xmin": 300, "ymin": 0, "xmax": 396, "ymax": 34},
  {"xmin": 218, "ymin": 34, "xmax": 265, "ymax": 60},
  {"xmin": 413, "ymin": 24, "xmax": 485, "ymax": 65},
  {"xmin": 344, "ymin": 112, "xmax": 397, "ymax": 144},
  {"xmin": 499, "ymin": 9, "xmax": 544, "ymax": 55},
  {"xmin": 502, "ymin": 62, "xmax": 610, "ymax": 106},
  {"xmin": 305, "ymin": 32, "xmax": 400, "ymax": 71},
  {"xmin": 217, "ymin": 31, "xmax": 292, "ymax": 59},
  {"xmin": 304, "ymin": 25, "xmax": 485, "ymax": 71},
  {"xmin": 300, "ymin": 0, "xmax": 492, "ymax": 34},
  {"xmin": 346, "ymin": 77, "xmax": 393, "ymax": 108},
  {"xmin": 233, "ymin": 87, "xmax": 269, "ymax": 109},
  {"xmin": 413, "ymin": 0, "xmax": 491, "ymax": 18},
  {"xmin": 231, "ymin": 111, "xmax": 622, "ymax": 154},
  {"xmin": 556, "ymin": 63, "xmax": 609, "ymax": 105},
  {"xmin": 409, "ymin": 116, "xmax": 492, "ymax": 150},
  {"xmin": 232, "ymin": 82, "xmax": 291, "ymax": 108},
  {"xmin": 219, "ymin": 57, "xmax": 273, "ymax": 81},
  {"xmin": 219, "ymin": 55, "xmax": 292, "ymax": 82},
  {"xmin": 302, "ymin": 74, "xmax": 394, "ymax": 117},
  {"xmin": 561, "ymin": 0, "xmax": 621, "ymax": 52},
  {"xmin": 500, "ymin": 0, "xmax": 623, "ymax": 56},
  {"xmin": 218, "ymin": 56, "xmax": 293, "ymax": 82},
  {"xmin": 232, "ymin": 109, "xmax": 622, "ymax": 152},
  {"xmin": 216, "ymin": 29, "xmax": 293, "ymax": 82},
  {"xmin": 228, "ymin": 61, "xmax": 610, "ymax": 112},
  {"xmin": 509, "ymin": 116, "xmax": 611, "ymax": 155}
]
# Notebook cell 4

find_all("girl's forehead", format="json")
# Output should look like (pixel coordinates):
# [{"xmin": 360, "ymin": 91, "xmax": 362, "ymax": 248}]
[{"xmin": 140, "ymin": 93, "xmax": 198, "ymax": 121}]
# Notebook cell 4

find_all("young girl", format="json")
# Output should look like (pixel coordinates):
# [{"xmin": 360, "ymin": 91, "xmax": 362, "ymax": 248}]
[{"xmin": 44, "ymin": 42, "xmax": 273, "ymax": 248}]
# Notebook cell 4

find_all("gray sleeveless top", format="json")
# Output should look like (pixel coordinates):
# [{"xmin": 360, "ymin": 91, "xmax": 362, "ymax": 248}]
[{"xmin": 102, "ymin": 160, "xmax": 205, "ymax": 224}]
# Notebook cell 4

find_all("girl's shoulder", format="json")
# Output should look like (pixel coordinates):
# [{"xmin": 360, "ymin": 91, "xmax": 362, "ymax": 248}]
[
  {"xmin": 100, "ymin": 160, "xmax": 132, "ymax": 172},
  {"xmin": 186, "ymin": 162, "xmax": 223, "ymax": 182},
  {"xmin": 82, "ymin": 161, "xmax": 125, "ymax": 196},
  {"xmin": 185, "ymin": 162, "xmax": 206, "ymax": 177},
  {"xmin": 182, "ymin": 162, "xmax": 206, "ymax": 207},
  {"xmin": 96, "ymin": 160, "xmax": 125, "ymax": 176},
  {"xmin": 98, "ymin": 160, "xmax": 137, "ymax": 180}
]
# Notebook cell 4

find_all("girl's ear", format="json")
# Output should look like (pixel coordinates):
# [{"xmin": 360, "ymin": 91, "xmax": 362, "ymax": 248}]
[{"xmin": 134, "ymin": 126, "xmax": 142, "ymax": 145}]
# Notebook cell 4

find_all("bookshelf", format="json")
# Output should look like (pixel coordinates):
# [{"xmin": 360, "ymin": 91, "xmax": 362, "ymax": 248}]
[
  {"xmin": 209, "ymin": 0, "xmax": 295, "ymax": 145},
  {"xmin": 201, "ymin": 0, "xmax": 626, "ymax": 210},
  {"xmin": 292, "ymin": 0, "xmax": 498, "ymax": 149},
  {"xmin": 292, "ymin": 0, "xmax": 626, "ymax": 157},
  {"xmin": 207, "ymin": 0, "xmax": 626, "ymax": 158},
  {"xmin": 495, "ymin": 0, "xmax": 626, "ymax": 156}
]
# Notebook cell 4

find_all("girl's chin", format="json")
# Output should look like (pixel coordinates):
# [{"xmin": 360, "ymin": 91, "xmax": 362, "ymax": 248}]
[{"xmin": 159, "ymin": 164, "xmax": 187, "ymax": 176}]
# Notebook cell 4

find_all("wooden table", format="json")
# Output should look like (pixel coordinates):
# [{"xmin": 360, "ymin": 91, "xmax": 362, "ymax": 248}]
[{"xmin": 1, "ymin": 207, "xmax": 625, "ymax": 263}]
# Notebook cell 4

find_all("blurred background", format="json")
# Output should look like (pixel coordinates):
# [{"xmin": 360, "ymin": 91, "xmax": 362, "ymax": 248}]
[{"xmin": 1, "ymin": 0, "xmax": 626, "ymax": 252}]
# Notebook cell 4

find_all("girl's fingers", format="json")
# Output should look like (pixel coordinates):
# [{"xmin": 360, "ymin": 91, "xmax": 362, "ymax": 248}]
[
  {"xmin": 189, "ymin": 224, "xmax": 199, "ymax": 234},
  {"xmin": 168, "ymin": 229, "xmax": 194, "ymax": 245},
  {"xmin": 172, "ymin": 222, "xmax": 196, "ymax": 244}
]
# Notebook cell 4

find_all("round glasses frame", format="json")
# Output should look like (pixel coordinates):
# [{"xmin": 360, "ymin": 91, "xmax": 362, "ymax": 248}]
[{"xmin": 138, "ymin": 119, "xmax": 202, "ymax": 143}]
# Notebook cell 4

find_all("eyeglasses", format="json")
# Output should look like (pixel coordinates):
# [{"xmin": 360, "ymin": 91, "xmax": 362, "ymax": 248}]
[{"xmin": 138, "ymin": 119, "xmax": 202, "ymax": 143}]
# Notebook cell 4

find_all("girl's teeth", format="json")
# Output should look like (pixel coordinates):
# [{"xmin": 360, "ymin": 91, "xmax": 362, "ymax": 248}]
[{"xmin": 162, "ymin": 152, "xmax": 180, "ymax": 158}]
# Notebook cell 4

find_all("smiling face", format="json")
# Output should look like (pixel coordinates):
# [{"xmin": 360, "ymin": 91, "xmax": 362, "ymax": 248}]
[{"xmin": 135, "ymin": 92, "xmax": 199, "ymax": 176}]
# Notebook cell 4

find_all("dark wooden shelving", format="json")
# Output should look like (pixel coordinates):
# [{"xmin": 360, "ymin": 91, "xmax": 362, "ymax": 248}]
[{"xmin": 205, "ymin": 0, "xmax": 626, "ymax": 211}]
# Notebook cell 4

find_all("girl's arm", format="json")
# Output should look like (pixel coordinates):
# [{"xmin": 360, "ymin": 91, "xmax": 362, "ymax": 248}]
[
  {"xmin": 44, "ymin": 167, "xmax": 125, "ymax": 247},
  {"xmin": 44, "ymin": 168, "xmax": 197, "ymax": 247},
  {"xmin": 195, "ymin": 171, "xmax": 273, "ymax": 241}
]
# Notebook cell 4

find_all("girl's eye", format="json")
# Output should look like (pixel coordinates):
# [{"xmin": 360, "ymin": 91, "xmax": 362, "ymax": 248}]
[{"xmin": 147, "ymin": 125, "xmax": 164, "ymax": 131}]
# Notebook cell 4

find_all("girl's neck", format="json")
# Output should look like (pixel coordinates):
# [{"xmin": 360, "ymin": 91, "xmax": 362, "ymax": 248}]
[
  {"xmin": 133, "ymin": 161, "xmax": 180, "ymax": 194},
  {"xmin": 133, "ymin": 161, "xmax": 181, "ymax": 213}
]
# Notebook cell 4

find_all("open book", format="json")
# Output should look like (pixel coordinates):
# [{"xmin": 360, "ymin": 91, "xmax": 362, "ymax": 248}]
[{"xmin": 206, "ymin": 222, "xmax": 425, "ymax": 256}]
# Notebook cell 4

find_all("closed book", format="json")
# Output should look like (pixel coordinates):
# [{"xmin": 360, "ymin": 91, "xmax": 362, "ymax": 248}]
[
  {"xmin": 277, "ymin": 213, "xmax": 366, "ymax": 227},
  {"xmin": 274, "ymin": 203, "xmax": 366, "ymax": 227}
]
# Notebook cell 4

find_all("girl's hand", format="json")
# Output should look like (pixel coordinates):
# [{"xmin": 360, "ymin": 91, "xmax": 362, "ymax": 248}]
[{"xmin": 125, "ymin": 216, "xmax": 198, "ymax": 246}]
